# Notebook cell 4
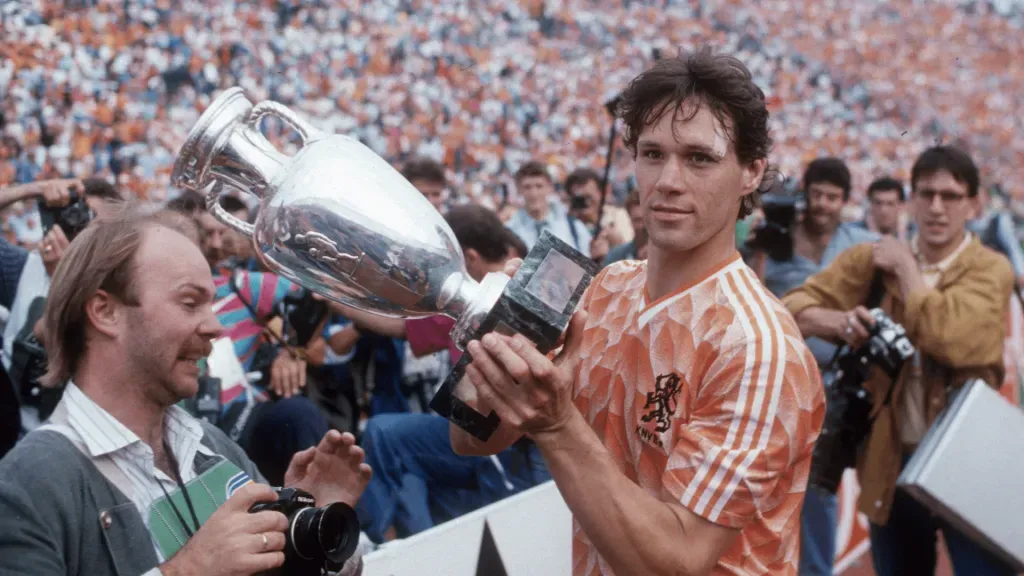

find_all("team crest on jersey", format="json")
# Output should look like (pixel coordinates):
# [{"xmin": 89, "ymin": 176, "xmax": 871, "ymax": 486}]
[
  {"xmin": 636, "ymin": 372, "xmax": 683, "ymax": 448},
  {"xmin": 226, "ymin": 471, "xmax": 253, "ymax": 497}
]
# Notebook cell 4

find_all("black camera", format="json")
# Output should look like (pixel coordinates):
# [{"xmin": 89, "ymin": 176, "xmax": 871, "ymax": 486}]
[
  {"xmin": 248, "ymin": 488, "xmax": 360, "ymax": 575},
  {"xmin": 282, "ymin": 292, "xmax": 330, "ymax": 348},
  {"xmin": 8, "ymin": 297, "xmax": 62, "ymax": 420},
  {"xmin": 809, "ymin": 309, "xmax": 915, "ymax": 493},
  {"xmin": 745, "ymin": 194, "xmax": 804, "ymax": 261},
  {"xmin": 39, "ymin": 190, "xmax": 94, "ymax": 241},
  {"xmin": 569, "ymin": 194, "xmax": 590, "ymax": 211}
]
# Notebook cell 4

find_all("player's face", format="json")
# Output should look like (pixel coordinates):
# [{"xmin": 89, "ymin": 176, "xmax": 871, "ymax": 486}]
[{"xmin": 634, "ymin": 101, "xmax": 765, "ymax": 257}]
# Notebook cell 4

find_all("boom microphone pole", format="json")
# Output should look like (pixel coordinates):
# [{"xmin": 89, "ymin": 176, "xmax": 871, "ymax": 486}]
[
  {"xmin": 594, "ymin": 96, "xmax": 620, "ymax": 241},
  {"xmin": 594, "ymin": 48, "xmax": 661, "ymax": 241}
]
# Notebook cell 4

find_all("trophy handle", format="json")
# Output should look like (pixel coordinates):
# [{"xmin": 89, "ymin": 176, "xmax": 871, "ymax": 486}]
[
  {"xmin": 206, "ymin": 183, "xmax": 254, "ymax": 238},
  {"xmin": 247, "ymin": 100, "xmax": 321, "ymax": 147}
]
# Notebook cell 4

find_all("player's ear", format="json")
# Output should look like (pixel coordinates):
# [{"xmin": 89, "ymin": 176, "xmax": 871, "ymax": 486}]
[{"xmin": 741, "ymin": 159, "xmax": 767, "ymax": 197}]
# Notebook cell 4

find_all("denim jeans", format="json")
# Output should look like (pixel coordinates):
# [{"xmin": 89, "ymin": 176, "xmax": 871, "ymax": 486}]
[
  {"xmin": 356, "ymin": 413, "xmax": 550, "ymax": 543},
  {"xmin": 870, "ymin": 457, "xmax": 1016, "ymax": 576},
  {"xmin": 799, "ymin": 485, "xmax": 838, "ymax": 575}
]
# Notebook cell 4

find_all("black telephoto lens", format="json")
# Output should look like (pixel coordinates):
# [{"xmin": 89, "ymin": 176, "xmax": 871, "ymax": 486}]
[{"xmin": 291, "ymin": 503, "xmax": 360, "ymax": 564}]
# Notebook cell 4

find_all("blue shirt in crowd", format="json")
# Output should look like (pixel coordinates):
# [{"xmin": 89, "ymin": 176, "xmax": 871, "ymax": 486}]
[{"xmin": 764, "ymin": 222, "xmax": 879, "ymax": 371}]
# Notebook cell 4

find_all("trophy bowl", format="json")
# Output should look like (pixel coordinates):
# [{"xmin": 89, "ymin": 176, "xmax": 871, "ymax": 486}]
[
  {"xmin": 172, "ymin": 88, "xmax": 490, "ymax": 333},
  {"xmin": 173, "ymin": 88, "xmax": 599, "ymax": 440}
]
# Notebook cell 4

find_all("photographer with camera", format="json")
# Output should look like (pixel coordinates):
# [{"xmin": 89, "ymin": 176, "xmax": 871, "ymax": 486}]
[
  {"xmin": 0, "ymin": 177, "xmax": 122, "ymax": 452},
  {"xmin": 747, "ymin": 158, "xmax": 878, "ymax": 575},
  {"xmin": 564, "ymin": 168, "xmax": 634, "ymax": 263},
  {"xmin": 0, "ymin": 204, "xmax": 370, "ymax": 576},
  {"xmin": 783, "ymin": 146, "xmax": 1016, "ymax": 576}
]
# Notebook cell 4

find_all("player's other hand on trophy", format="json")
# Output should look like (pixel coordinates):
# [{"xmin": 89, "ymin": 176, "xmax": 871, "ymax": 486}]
[{"xmin": 464, "ymin": 309, "xmax": 588, "ymax": 436}]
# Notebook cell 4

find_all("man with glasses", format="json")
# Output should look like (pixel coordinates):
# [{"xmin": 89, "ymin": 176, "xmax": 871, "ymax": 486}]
[{"xmin": 783, "ymin": 146, "xmax": 1015, "ymax": 576}]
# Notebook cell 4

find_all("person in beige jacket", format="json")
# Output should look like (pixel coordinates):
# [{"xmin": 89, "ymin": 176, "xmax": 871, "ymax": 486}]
[{"xmin": 783, "ymin": 146, "xmax": 1016, "ymax": 576}]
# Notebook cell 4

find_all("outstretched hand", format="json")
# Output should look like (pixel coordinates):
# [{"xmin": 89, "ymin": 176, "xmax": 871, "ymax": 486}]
[{"xmin": 284, "ymin": 430, "xmax": 372, "ymax": 507}]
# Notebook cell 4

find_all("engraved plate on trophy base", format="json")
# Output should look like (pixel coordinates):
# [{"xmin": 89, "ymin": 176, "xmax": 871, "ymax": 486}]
[{"xmin": 430, "ymin": 231, "xmax": 600, "ymax": 441}]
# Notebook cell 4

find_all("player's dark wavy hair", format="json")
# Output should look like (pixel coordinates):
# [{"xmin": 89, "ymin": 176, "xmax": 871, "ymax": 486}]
[{"xmin": 617, "ymin": 47, "xmax": 775, "ymax": 219}]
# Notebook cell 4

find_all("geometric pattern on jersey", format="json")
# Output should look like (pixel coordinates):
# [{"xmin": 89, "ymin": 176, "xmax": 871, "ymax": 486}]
[{"xmin": 572, "ymin": 254, "xmax": 825, "ymax": 576}]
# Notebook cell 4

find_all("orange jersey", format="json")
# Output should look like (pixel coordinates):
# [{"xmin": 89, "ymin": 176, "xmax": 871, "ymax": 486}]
[{"xmin": 572, "ymin": 254, "xmax": 825, "ymax": 575}]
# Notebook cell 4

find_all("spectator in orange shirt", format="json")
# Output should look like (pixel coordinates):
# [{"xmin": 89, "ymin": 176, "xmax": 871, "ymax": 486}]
[{"xmin": 451, "ymin": 50, "xmax": 825, "ymax": 576}]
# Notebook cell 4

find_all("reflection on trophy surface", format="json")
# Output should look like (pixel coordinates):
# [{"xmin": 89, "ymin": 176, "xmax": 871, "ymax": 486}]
[{"xmin": 172, "ymin": 87, "xmax": 598, "ymax": 440}]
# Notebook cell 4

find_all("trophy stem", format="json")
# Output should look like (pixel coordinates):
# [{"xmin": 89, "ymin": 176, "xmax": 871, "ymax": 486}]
[{"xmin": 449, "ymin": 272, "xmax": 510, "ymax": 351}]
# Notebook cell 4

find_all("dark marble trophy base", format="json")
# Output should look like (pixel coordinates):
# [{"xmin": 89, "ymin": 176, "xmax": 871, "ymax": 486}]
[{"xmin": 429, "ymin": 230, "xmax": 600, "ymax": 441}]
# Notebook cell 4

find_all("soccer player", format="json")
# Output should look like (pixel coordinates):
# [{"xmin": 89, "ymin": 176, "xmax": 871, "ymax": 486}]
[{"xmin": 452, "ymin": 50, "xmax": 825, "ymax": 575}]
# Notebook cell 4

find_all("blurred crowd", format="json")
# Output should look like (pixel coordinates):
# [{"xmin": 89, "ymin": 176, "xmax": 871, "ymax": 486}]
[
  {"xmin": 3, "ymin": 0, "xmax": 1024, "ymax": 249},
  {"xmin": 2, "ymin": 0, "xmax": 1024, "ymax": 570}
]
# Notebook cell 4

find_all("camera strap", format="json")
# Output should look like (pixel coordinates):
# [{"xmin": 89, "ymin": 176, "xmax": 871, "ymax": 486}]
[{"xmin": 156, "ymin": 438, "xmax": 202, "ymax": 539}]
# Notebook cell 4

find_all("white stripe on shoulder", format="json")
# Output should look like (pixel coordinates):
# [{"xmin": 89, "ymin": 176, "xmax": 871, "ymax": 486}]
[
  {"xmin": 638, "ymin": 257, "xmax": 745, "ymax": 329},
  {"xmin": 679, "ymin": 266, "xmax": 758, "ymax": 509},
  {"xmin": 692, "ymin": 268, "xmax": 776, "ymax": 516},
  {"xmin": 707, "ymin": 267, "xmax": 787, "ymax": 521}
]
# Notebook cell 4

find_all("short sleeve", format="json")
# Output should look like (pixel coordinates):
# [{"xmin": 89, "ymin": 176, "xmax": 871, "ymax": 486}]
[{"xmin": 662, "ymin": 333, "xmax": 822, "ymax": 528}]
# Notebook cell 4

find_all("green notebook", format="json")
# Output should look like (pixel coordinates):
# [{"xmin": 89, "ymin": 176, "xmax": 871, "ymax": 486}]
[{"xmin": 148, "ymin": 458, "xmax": 252, "ymax": 559}]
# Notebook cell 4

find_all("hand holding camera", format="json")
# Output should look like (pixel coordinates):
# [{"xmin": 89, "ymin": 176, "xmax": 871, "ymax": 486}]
[
  {"xmin": 39, "ymin": 225, "xmax": 69, "ymax": 276},
  {"xmin": 248, "ymin": 487, "xmax": 360, "ymax": 575},
  {"xmin": 836, "ymin": 305, "xmax": 876, "ymax": 349},
  {"xmin": 159, "ymin": 482, "xmax": 288, "ymax": 576},
  {"xmin": 26, "ymin": 178, "xmax": 83, "ymax": 209},
  {"xmin": 810, "ymin": 308, "xmax": 916, "ymax": 493}
]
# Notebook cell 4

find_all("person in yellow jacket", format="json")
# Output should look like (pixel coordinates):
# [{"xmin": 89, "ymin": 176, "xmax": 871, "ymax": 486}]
[{"xmin": 783, "ymin": 145, "xmax": 1016, "ymax": 576}]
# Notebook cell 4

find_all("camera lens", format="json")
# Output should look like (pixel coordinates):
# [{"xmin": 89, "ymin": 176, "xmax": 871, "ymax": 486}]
[{"xmin": 290, "ymin": 503, "xmax": 359, "ymax": 564}]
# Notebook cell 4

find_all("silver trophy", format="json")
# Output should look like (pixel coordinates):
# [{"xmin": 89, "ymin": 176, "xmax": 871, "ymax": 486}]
[{"xmin": 172, "ymin": 88, "xmax": 598, "ymax": 440}]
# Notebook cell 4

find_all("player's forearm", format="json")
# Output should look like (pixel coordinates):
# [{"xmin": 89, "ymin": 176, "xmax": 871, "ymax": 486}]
[{"xmin": 531, "ymin": 411, "xmax": 708, "ymax": 576}]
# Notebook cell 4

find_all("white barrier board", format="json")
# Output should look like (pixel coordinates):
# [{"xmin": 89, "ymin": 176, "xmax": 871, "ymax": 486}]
[{"xmin": 364, "ymin": 481, "xmax": 572, "ymax": 576}]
